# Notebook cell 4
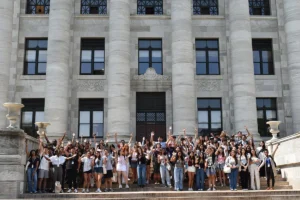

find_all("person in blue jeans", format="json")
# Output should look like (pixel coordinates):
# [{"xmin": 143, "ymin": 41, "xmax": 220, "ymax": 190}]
[
  {"xmin": 171, "ymin": 151, "xmax": 184, "ymax": 191},
  {"xmin": 137, "ymin": 147, "xmax": 146, "ymax": 187},
  {"xmin": 26, "ymin": 150, "xmax": 40, "ymax": 193},
  {"xmin": 225, "ymin": 150, "xmax": 240, "ymax": 191},
  {"xmin": 195, "ymin": 152, "xmax": 206, "ymax": 191}
]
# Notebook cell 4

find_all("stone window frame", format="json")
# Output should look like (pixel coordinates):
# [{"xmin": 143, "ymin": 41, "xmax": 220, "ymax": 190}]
[
  {"xmin": 138, "ymin": 39, "xmax": 163, "ymax": 75},
  {"xmin": 137, "ymin": 0, "xmax": 163, "ymax": 15},
  {"xmin": 78, "ymin": 99, "xmax": 104, "ymax": 138},
  {"xmin": 21, "ymin": 99, "xmax": 45, "ymax": 138},
  {"xmin": 80, "ymin": 38, "xmax": 105, "ymax": 75},
  {"xmin": 81, "ymin": 0, "xmax": 107, "ymax": 14},
  {"xmin": 249, "ymin": 0, "xmax": 271, "ymax": 16},
  {"xmin": 24, "ymin": 38, "xmax": 48, "ymax": 75},
  {"xmin": 193, "ymin": 0, "xmax": 219, "ymax": 15},
  {"xmin": 195, "ymin": 39, "xmax": 220, "ymax": 75},
  {"xmin": 197, "ymin": 98, "xmax": 222, "ymax": 136},
  {"xmin": 252, "ymin": 39, "xmax": 274, "ymax": 75},
  {"xmin": 256, "ymin": 98, "xmax": 277, "ymax": 137},
  {"xmin": 26, "ymin": 0, "xmax": 50, "ymax": 14}
]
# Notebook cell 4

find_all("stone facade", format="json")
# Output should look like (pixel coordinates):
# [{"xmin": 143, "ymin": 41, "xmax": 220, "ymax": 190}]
[{"xmin": 1, "ymin": 0, "xmax": 299, "ymax": 140}]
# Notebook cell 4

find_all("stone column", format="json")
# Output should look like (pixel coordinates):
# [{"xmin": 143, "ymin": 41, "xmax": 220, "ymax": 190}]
[
  {"xmin": 171, "ymin": 0, "xmax": 197, "ymax": 136},
  {"xmin": 107, "ymin": 0, "xmax": 131, "ymax": 141},
  {"xmin": 283, "ymin": 1, "xmax": 300, "ymax": 133},
  {"xmin": 44, "ymin": 0, "xmax": 73, "ymax": 138},
  {"xmin": 229, "ymin": 0, "xmax": 259, "ymax": 139},
  {"xmin": 0, "ymin": 0, "xmax": 14, "ymax": 128}
]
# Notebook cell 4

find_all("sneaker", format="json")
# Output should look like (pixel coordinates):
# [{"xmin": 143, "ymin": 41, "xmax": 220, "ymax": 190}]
[
  {"xmin": 213, "ymin": 187, "xmax": 216, "ymax": 191},
  {"xmin": 200, "ymin": 189, "xmax": 203, "ymax": 191},
  {"xmin": 230, "ymin": 188, "xmax": 233, "ymax": 191},
  {"xmin": 207, "ymin": 188, "xmax": 211, "ymax": 191},
  {"xmin": 96, "ymin": 188, "xmax": 101, "ymax": 193},
  {"xmin": 74, "ymin": 189, "xmax": 78, "ymax": 193},
  {"xmin": 82, "ymin": 189, "xmax": 85, "ymax": 193},
  {"xmin": 119, "ymin": 185, "xmax": 122, "ymax": 189},
  {"xmin": 67, "ymin": 189, "xmax": 72, "ymax": 193},
  {"xmin": 109, "ymin": 188, "xmax": 114, "ymax": 192},
  {"xmin": 125, "ymin": 184, "xmax": 129, "ymax": 189},
  {"xmin": 198, "ymin": 189, "xmax": 201, "ymax": 191},
  {"xmin": 234, "ymin": 189, "xmax": 237, "ymax": 191},
  {"xmin": 145, "ymin": 180, "xmax": 149, "ymax": 184},
  {"xmin": 169, "ymin": 185, "xmax": 172, "ymax": 189},
  {"xmin": 221, "ymin": 184, "xmax": 224, "ymax": 187},
  {"xmin": 86, "ymin": 189, "xmax": 89, "ymax": 193}
]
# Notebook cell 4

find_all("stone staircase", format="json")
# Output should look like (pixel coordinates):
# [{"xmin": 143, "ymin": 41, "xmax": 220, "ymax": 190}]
[{"xmin": 20, "ymin": 176, "xmax": 299, "ymax": 199}]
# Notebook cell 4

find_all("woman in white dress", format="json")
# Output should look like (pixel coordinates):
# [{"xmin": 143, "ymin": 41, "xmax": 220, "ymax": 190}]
[{"xmin": 116, "ymin": 147, "xmax": 129, "ymax": 189}]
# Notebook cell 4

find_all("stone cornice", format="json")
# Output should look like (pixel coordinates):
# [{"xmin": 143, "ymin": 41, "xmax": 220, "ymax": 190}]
[{"xmin": 132, "ymin": 68, "xmax": 171, "ymax": 81}]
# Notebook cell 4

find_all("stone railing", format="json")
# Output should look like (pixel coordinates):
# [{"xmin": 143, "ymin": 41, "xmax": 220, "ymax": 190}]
[{"xmin": 266, "ymin": 132, "xmax": 300, "ymax": 189}]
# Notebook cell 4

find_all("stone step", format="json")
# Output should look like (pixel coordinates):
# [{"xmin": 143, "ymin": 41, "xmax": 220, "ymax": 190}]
[{"xmin": 20, "ymin": 190, "xmax": 300, "ymax": 200}]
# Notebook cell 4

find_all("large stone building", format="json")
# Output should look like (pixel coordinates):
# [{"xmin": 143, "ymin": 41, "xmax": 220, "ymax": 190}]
[{"xmin": 0, "ymin": 0, "xmax": 299, "ymax": 141}]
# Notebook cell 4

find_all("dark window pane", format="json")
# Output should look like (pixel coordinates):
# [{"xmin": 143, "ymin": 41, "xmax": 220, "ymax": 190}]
[
  {"xmin": 81, "ymin": 63, "xmax": 92, "ymax": 74},
  {"xmin": 94, "ymin": 50, "xmax": 104, "ymax": 62},
  {"xmin": 139, "ymin": 63, "xmax": 149, "ymax": 74},
  {"xmin": 207, "ymin": 40, "xmax": 218, "ymax": 48},
  {"xmin": 196, "ymin": 63, "xmax": 206, "ymax": 75},
  {"xmin": 139, "ymin": 40, "xmax": 151, "ymax": 48},
  {"xmin": 263, "ymin": 99, "xmax": 271, "ymax": 108},
  {"xmin": 137, "ymin": 0, "xmax": 163, "ymax": 15},
  {"xmin": 38, "ymin": 50, "xmax": 47, "ymax": 62},
  {"xmin": 27, "ymin": 40, "xmax": 38, "ymax": 48},
  {"xmin": 94, "ymin": 63, "xmax": 105, "ymax": 71},
  {"xmin": 254, "ymin": 63, "xmax": 261, "ymax": 75},
  {"xmin": 139, "ymin": 50, "xmax": 149, "ymax": 62},
  {"xmin": 253, "ymin": 51, "xmax": 260, "ymax": 62},
  {"xmin": 93, "ymin": 124, "xmax": 103, "ymax": 137},
  {"xmin": 79, "ymin": 124, "xmax": 90, "ymax": 137},
  {"xmin": 81, "ymin": 0, "xmax": 107, "ymax": 14},
  {"xmin": 152, "ymin": 63, "xmax": 162, "ymax": 75},
  {"xmin": 196, "ymin": 51, "xmax": 206, "ymax": 62},
  {"xmin": 208, "ymin": 51, "xmax": 218, "ymax": 62},
  {"xmin": 38, "ymin": 63, "xmax": 46, "ymax": 74},
  {"xmin": 262, "ymin": 50, "xmax": 272, "ymax": 62},
  {"xmin": 256, "ymin": 99, "xmax": 264, "ymax": 108},
  {"xmin": 38, "ymin": 40, "xmax": 48, "ymax": 48},
  {"xmin": 26, "ymin": 63, "xmax": 36, "ymax": 74},
  {"xmin": 152, "ymin": 50, "xmax": 162, "ymax": 62},
  {"xmin": 262, "ymin": 63, "xmax": 269, "ymax": 74},
  {"xmin": 151, "ymin": 40, "xmax": 162, "ymax": 48},
  {"xmin": 209, "ymin": 63, "xmax": 219, "ymax": 74},
  {"xmin": 209, "ymin": 99, "xmax": 221, "ymax": 108},
  {"xmin": 193, "ymin": 0, "xmax": 219, "ymax": 15},
  {"xmin": 198, "ymin": 99, "xmax": 209, "ymax": 108},
  {"xmin": 196, "ymin": 40, "xmax": 206, "ymax": 48}
]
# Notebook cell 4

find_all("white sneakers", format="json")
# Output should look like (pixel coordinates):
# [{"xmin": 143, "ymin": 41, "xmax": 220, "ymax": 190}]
[
  {"xmin": 125, "ymin": 184, "xmax": 129, "ymax": 189},
  {"xmin": 67, "ymin": 189, "xmax": 72, "ymax": 193},
  {"xmin": 82, "ymin": 189, "xmax": 89, "ymax": 193},
  {"xmin": 86, "ymin": 189, "xmax": 89, "ymax": 193},
  {"xmin": 119, "ymin": 185, "xmax": 122, "ymax": 189},
  {"xmin": 188, "ymin": 188, "xmax": 193, "ymax": 191},
  {"xmin": 82, "ymin": 189, "xmax": 85, "ymax": 193},
  {"xmin": 96, "ymin": 188, "xmax": 102, "ymax": 193},
  {"xmin": 74, "ymin": 189, "xmax": 78, "ymax": 193}
]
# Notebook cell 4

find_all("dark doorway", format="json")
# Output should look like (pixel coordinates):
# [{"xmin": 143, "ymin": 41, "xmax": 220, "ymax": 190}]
[{"xmin": 136, "ymin": 92, "xmax": 166, "ymax": 142}]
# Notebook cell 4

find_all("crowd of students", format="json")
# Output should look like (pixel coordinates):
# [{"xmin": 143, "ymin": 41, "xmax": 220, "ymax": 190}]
[{"xmin": 25, "ymin": 126, "xmax": 279, "ymax": 193}]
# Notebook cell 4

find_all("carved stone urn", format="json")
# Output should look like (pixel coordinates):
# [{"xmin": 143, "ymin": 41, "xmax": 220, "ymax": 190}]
[
  {"xmin": 35, "ymin": 122, "xmax": 51, "ymax": 139},
  {"xmin": 3, "ymin": 102, "xmax": 24, "ymax": 129},
  {"xmin": 266, "ymin": 121, "xmax": 281, "ymax": 141}
]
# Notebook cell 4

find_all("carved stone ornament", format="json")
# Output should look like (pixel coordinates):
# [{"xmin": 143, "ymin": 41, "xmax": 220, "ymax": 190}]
[
  {"xmin": 198, "ymin": 80, "xmax": 221, "ymax": 91},
  {"xmin": 78, "ymin": 80, "xmax": 104, "ymax": 91},
  {"xmin": 133, "ymin": 67, "xmax": 171, "ymax": 81}
]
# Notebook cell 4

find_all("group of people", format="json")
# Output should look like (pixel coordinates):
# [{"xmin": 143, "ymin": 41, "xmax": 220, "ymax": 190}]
[{"xmin": 25, "ymin": 126, "xmax": 279, "ymax": 193}]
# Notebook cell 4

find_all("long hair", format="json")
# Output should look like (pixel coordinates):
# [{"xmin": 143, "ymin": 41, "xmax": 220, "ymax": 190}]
[{"xmin": 176, "ymin": 150, "xmax": 184, "ymax": 161}]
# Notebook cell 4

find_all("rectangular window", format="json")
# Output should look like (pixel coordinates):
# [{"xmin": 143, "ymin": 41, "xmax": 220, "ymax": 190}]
[
  {"xmin": 21, "ymin": 99, "xmax": 45, "ymax": 138},
  {"xmin": 79, "ymin": 99, "xmax": 104, "ymax": 138},
  {"xmin": 197, "ymin": 98, "xmax": 222, "ymax": 136},
  {"xmin": 193, "ymin": 0, "xmax": 219, "ymax": 15},
  {"xmin": 24, "ymin": 39, "xmax": 48, "ymax": 75},
  {"xmin": 256, "ymin": 98, "xmax": 277, "ymax": 137},
  {"xmin": 137, "ymin": 0, "xmax": 163, "ymax": 15},
  {"xmin": 26, "ymin": 0, "xmax": 50, "ymax": 14},
  {"xmin": 252, "ymin": 39, "xmax": 274, "ymax": 75},
  {"xmin": 249, "ymin": 0, "xmax": 270, "ymax": 15},
  {"xmin": 196, "ymin": 39, "xmax": 220, "ymax": 75},
  {"xmin": 81, "ymin": 0, "xmax": 107, "ymax": 14},
  {"xmin": 81, "ymin": 39, "xmax": 105, "ymax": 75},
  {"xmin": 138, "ymin": 39, "xmax": 162, "ymax": 75}
]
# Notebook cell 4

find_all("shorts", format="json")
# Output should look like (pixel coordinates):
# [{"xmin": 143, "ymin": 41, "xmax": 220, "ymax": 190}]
[
  {"xmin": 206, "ymin": 167, "xmax": 216, "ymax": 176},
  {"xmin": 104, "ymin": 170, "xmax": 113, "ymax": 178},
  {"xmin": 187, "ymin": 166, "xmax": 196, "ymax": 173},
  {"xmin": 83, "ymin": 169, "xmax": 92, "ymax": 174},
  {"xmin": 131, "ymin": 161, "xmax": 137, "ymax": 168},
  {"xmin": 94, "ymin": 167, "xmax": 103, "ymax": 174},
  {"xmin": 38, "ymin": 169, "xmax": 49, "ymax": 179},
  {"xmin": 116, "ymin": 164, "xmax": 127, "ymax": 172},
  {"xmin": 216, "ymin": 163, "xmax": 225, "ymax": 170}
]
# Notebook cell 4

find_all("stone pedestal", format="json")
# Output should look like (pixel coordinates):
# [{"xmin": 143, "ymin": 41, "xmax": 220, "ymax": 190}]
[
  {"xmin": 0, "ymin": 129, "xmax": 27, "ymax": 198},
  {"xmin": 0, "ymin": 0, "xmax": 14, "ymax": 128},
  {"xmin": 171, "ymin": 0, "xmax": 197, "ymax": 136},
  {"xmin": 229, "ymin": 0, "xmax": 259, "ymax": 140}
]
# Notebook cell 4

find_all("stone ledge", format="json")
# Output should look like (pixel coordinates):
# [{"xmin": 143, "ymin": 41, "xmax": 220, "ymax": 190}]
[
  {"xmin": 76, "ymin": 75, "xmax": 107, "ymax": 80},
  {"xmin": 19, "ymin": 14, "xmax": 49, "ymax": 18},
  {"xmin": 19, "ymin": 75, "xmax": 46, "ymax": 80},
  {"xmin": 75, "ymin": 14, "xmax": 109, "ymax": 19},
  {"xmin": 195, "ymin": 75, "xmax": 223, "ymax": 80},
  {"xmin": 131, "ymin": 15, "xmax": 171, "ymax": 20},
  {"xmin": 250, "ymin": 16, "xmax": 277, "ymax": 20},
  {"xmin": 255, "ymin": 75, "xmax": 278, "ymax": 80},
  {"xmin": 268, "ymin": 132, "xmax": 300, "ymax": 145},
  {"xmin": 192, "ymin": 15, "xmax": 225, "ymax": 20}
]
